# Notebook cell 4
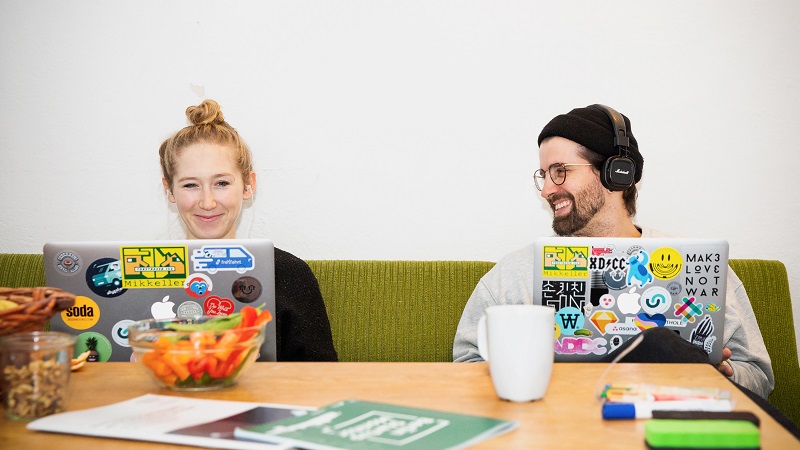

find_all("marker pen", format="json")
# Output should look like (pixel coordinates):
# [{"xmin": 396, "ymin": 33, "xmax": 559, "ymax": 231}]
[{"xmin": 602, "ymin": 399, "xmax": 734, "ymax": 420}]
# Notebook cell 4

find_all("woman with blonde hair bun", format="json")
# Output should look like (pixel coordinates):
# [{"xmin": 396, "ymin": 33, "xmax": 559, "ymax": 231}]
[{"xmin": 159, "ymin": 99, "xmax": 337, "ymax": 361}]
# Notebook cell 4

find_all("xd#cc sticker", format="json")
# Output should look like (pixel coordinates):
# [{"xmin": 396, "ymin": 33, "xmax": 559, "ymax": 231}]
[
  {"xmin": 184, "ymin": 273, "xmax": 213, "ymax": 298},
  {"xmin": 85, "ymin": 258, "xmax": 126, "ymax": 298},
  {"xmin": 111, "ymin": 319, "xmax": 135, "ymax": 347},
  {"xmin": 232, "ymin": 276, "xmax": 262, "ymax": 303},
  {"xmin": 54, "ymin": 250, "xmax": 81, "ymax": 275}
]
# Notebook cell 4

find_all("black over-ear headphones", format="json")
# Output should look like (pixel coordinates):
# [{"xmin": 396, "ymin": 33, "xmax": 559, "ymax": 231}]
[{"xmin": 592, "ymin": 104, "xmax": 636, "ymax": 191}]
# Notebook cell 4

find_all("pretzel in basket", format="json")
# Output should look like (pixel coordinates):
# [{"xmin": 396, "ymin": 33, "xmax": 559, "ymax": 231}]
[{"xmin": 0, "ymin": 287, "xmax": 77, "ymax": 335}]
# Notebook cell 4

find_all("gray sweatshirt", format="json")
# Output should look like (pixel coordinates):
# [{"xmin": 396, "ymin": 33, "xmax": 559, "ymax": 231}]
[{"xmin": 452, "ymin": 227, "xmax": 775, "ymax": 399}]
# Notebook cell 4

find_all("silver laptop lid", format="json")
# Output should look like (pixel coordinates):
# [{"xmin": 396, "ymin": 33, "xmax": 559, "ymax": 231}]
[
  {"xmin": 43, "ymin": 239, "xmax": 276, "ymax": 362},
  {"xmin": 533, "ymin": 237, "xmax": 728, "ymax": 364}
]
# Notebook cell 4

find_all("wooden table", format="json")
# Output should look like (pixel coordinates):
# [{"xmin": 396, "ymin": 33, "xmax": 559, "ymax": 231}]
[{"xmin": 2, "ymin": 362, "xmax": 797, "ymax": 449}]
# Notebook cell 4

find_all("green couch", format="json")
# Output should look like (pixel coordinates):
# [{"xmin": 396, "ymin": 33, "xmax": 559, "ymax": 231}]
[{"xmin": 1, "ymin": 255, "xmax": 797, "ymax": 425}]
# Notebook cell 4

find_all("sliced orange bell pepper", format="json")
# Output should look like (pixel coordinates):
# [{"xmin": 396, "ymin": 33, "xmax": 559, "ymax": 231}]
[{"xmin": 213, "ymin": 331, "xmax": 240, "ymax": 361}]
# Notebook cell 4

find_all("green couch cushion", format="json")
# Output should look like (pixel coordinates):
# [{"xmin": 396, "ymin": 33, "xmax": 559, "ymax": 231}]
[
  {"xmin": 730, "ymin": 259, "xmax": 800, "ymax": 426},
  {"xmin": 0, "ymin": 253, "xmax": 46, "ymax": 287},
  {"xmin": 307, "ymin": 260, "xmax": 495, "ymax": 363}
]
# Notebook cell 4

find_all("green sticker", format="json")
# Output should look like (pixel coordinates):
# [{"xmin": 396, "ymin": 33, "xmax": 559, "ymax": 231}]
[{"xmin": 74, "ymin": 332, "xmax": 114, "ymax": 362}]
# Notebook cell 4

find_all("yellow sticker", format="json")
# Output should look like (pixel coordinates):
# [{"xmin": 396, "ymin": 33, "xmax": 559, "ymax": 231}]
[
  {"xmin": 649, "ymin": 247, "xmax": 683, "ymax": 280},
  {"xmin": 121, "ymin": 246, "xmax": 188, "ymax": 288},
  {"xmin": 542, "ymin": 246, "xmax": 589, "ymax": 278},
  {"xmin": 61, "ymin": 295, "xmax": 100, "ymax": 330}
]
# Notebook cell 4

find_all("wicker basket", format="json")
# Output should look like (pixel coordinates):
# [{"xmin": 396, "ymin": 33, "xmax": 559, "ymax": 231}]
[{"xmin": 0, "ymin": 287, "xmax": 76, "ymax": 336}]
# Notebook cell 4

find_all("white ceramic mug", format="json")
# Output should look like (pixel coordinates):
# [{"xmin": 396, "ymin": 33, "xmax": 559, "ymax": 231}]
[{"xmin": 477, "ymin": 304, "xmax": 555, "ymax": 402}]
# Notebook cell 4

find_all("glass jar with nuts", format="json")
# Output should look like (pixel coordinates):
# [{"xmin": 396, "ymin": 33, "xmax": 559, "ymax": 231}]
[{"xmin": 0, "ymin": 331, "xmax": 76, "ymax": 420}]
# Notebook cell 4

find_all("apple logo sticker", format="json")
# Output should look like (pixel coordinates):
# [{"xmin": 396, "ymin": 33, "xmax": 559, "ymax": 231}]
[
  {"xmin": 151, "ymin": 295, "xmax": 177, "ymax": 319},
  {"xmin": 617, "ymin": 287, "xmax": 642, "ymax": 315}
]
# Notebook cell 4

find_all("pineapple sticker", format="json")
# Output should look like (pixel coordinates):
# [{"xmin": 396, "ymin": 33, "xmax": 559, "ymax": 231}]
[{"xmin": 85, "ymin": 336, "xmax": 100, "ymax": 362}]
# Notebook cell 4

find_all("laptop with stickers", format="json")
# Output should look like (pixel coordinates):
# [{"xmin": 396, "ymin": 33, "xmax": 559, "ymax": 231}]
[
  {"xmin": 43, "ymin": 239, "xmax": 276, "ymax": 362},
  {"xmin": 533, "ymin": 237, "xmax": 728, "ymax": 364}
]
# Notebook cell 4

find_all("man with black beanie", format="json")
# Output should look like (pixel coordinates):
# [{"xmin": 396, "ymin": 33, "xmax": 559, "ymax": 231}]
[{"xmin": 453, "ymin": 105, "xmax": 775, "ymax": 403}]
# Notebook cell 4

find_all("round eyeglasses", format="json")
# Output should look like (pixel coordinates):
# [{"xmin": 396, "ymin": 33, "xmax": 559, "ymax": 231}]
[{"xmin": 533, "ymin": 163, "xmax": 594, "ymax": 191}]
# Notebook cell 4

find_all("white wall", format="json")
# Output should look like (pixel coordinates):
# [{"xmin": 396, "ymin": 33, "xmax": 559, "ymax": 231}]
[{"xmin": 2, "ymin": 1, "xmax": 799, "ymax": 358}]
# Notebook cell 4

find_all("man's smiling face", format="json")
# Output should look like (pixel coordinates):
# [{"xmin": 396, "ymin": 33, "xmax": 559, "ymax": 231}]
[{"xmin": 538, "ymin": 137, "xmax": 607, "ymax": 236}]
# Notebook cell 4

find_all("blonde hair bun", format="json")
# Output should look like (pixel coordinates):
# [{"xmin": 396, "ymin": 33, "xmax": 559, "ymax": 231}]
[{"xmin": 186, "ymin": 99, "xmax": 225, "ymax": 126}]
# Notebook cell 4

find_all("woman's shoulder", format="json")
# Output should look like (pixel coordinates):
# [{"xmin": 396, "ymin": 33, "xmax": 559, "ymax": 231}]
[{"xmin": 274, "ymin": 247, "xmax": 314, "ymax": 274}]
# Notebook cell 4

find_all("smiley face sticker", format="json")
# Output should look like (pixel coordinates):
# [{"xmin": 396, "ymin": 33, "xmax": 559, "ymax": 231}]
[{"xmin": 649, "ymin": 247, "xmax": 683, "ymax": 280}]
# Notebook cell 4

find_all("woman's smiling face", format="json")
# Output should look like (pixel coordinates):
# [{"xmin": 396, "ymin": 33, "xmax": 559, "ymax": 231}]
[{"xmin": 165, "ymin": 141, "xmax": 255, "ymax": 240}]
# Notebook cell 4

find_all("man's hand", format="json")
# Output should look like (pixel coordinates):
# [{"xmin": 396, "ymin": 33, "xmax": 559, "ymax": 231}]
[{"xmin": 717, "ymin": 347, "xmax": 733, "ymax": 377}]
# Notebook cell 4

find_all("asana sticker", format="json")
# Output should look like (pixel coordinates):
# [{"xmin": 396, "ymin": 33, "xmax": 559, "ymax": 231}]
[{"xmin": 61, "ymin": 295, "xmax": 100, "ymax": 330}]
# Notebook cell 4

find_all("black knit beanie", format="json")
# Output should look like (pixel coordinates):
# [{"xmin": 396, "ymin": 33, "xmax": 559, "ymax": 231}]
[{"xmin": 537, "ymin": 105, "xmax": 644, "ymax": 183}]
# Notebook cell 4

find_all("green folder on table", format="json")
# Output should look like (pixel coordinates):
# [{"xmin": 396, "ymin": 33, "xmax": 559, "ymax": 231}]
[{"xmin": 233, "ymin": 399, "xmax": 518, "ymax": 450}]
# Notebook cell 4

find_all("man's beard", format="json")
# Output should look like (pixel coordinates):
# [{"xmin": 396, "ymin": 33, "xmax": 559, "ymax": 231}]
[{"xmin": 549, "ymin": 181, "xmax": 606, "ymax": 236}]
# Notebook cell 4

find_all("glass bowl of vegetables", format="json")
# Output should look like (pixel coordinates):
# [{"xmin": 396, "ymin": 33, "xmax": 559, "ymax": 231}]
[{"xmin": 128, "ymin": 306, "xmax": 272, "ymax": 391}]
